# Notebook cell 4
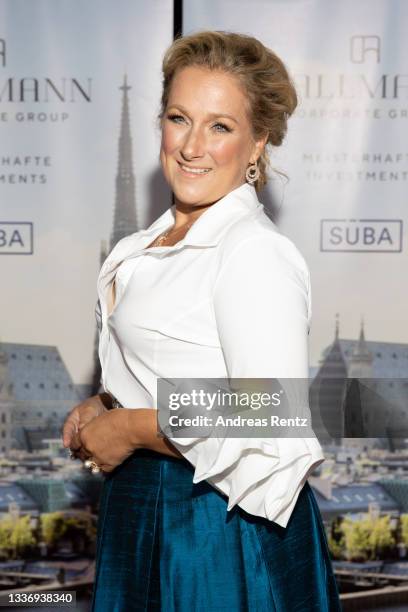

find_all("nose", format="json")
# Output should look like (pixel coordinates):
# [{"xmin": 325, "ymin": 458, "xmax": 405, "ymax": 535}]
[{"xmin": 180, "ymin": 125, "xmax": 205, "ymax": 160}]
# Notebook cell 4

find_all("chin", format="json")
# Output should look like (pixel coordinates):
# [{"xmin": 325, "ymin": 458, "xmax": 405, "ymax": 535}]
[
  {"xmin": 172, "ymin": 183, "xmax": 216, "ymax": 207},
  {"xmin": 173, "ymin": 192, "xmax": 207, "ymax": 207}
]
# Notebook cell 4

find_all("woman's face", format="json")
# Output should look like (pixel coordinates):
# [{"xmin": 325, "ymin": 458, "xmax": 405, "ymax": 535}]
[{"xmin": 160, "ymin": 66, "xmax": 266, "ymax": 208}]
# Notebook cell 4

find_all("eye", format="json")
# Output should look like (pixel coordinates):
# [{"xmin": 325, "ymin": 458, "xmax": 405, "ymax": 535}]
[
  {"xmin": 212, "ymin": 122, "xmax": 231, "ymax": 133},
  {"xmin": 167, "ymin": 113, "xmax": 185, "ymax": 124},
  {"xmin": 166, "ymin": 114, "xmax": 232, "ymax": 132}
]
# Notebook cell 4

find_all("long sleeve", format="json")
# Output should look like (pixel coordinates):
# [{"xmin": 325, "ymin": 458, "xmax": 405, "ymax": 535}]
[
  {"xmin": 213, "ymin": 232, "xmax": 311, "ymax": 379},
  {"xmin": 169, "ymin": 230, "xmax": 324, "ymax": 528}
]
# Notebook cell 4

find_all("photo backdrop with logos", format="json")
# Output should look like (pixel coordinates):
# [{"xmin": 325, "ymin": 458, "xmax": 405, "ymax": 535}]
[
  {"xmin": 1, "ymin": 0, "xmax": 407, "ymax": 427},
  {"xmin": 0, "ymin": 0, "xmax": 173, "ymax": 392},
  {"xmin": 184, "ymin": 0, "xmax": 408, "ymax": 373}
]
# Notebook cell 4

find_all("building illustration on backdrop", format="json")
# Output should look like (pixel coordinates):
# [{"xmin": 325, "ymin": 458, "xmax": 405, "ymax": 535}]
[
  {"xmin": 91, "ymin": 74, "xmax": 139, "ymax": 394},
  {"xmin": 108, "ymin": 74, "xmax": 139, "ymax": 250},
  {"xmin": 0, "ymin": 340, "xmax": 81, "ymax": 452},
  {"xmin": 310, "ymin": 315, "xmax": 408, "ymax": 450}
]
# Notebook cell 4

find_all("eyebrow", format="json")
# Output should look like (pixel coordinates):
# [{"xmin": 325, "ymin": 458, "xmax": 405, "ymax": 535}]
[{"xmin": 167, "ymin": 104, "xmax": 239, "ymax": 124}]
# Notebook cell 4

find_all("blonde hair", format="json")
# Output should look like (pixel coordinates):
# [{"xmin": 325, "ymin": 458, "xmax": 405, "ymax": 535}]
[{"xmin": 158, "ymin": 30, "xmax": 298, "ymax": 191}]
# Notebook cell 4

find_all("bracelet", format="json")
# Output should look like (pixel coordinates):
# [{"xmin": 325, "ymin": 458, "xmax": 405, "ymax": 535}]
[
  {"xmin": 111, "ymin": 396, "xmax": 123, "ymax": 409},
  {"xmin": 100, "ymin": 392, "xmax": 123, "ymax": 410}
]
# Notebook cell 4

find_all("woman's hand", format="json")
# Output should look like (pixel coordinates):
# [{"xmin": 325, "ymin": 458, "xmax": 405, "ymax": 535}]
[
  {"xmin": 62, "ymin": 395, "xmax": 108, "ymax": 457},
  {"xmin": 77, "ymin": 408, "xmax": 138, "ymax": 473}
]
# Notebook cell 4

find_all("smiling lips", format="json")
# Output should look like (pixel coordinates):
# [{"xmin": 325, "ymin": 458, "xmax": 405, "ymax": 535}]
[{"xmin": 178, "ymin": 162, "xmax": 212, "ymax": 176}]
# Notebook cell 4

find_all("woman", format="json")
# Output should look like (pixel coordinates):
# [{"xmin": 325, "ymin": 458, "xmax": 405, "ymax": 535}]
[{"xmin": 63, "ymin": 31, "xmax": 341, "ymax": 611}]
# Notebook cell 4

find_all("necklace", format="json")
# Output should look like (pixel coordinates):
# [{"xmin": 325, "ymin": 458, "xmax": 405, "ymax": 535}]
[{"xmin": 152, "ymin": 220, "xmax": 194, "ymax": 247}]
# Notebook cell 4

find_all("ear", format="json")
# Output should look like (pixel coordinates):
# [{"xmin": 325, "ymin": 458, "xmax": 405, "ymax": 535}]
[{"xmin": 249, "ymin": 133, "xmax": 268, "ymax": 164}]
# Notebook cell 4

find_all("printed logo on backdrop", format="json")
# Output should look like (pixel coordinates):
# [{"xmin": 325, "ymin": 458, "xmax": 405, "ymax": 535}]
[
  {"xmin": 350, "ymin": 35, "xmax": 380, "ymax": 63},
  {"xmin": 295, "ymin": 32, "xmax": 407, "ymax": 188},
  {"xmin": 320, "ymin": 219, "xmax": 403, "ymax": 252},
  {"xmin": 1, "ymin": 36, "xmax": 93, "ymax": 255},
  {"xmin": 0, "ymin": 222, "xmax": 33, "ymax": 254},
  {"xmin": 0, "ymin": 38, "xmax": 91, "ymax": 121},
  {"xmin": 295, "ymin": 33, "xmax": 405, "ymax": 104}
]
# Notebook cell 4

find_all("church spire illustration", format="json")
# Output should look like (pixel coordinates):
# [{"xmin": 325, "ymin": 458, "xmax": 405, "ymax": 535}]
[
  {"xmin": 110, "ymin": 73, "xmax": 139, "ymax": 250},
  {"xmin": 91, "ymin": 75, "xmax": 139, "ymax": 394},
  {"xmin": 349, "ymin": 316, "xmax": 373, "ymax": 378}
]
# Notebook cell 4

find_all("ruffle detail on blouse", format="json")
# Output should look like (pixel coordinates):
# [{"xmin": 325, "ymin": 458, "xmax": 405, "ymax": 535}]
[{"xmin": 170, "ymin": 435, "xmax": 324, "ymax": 528}]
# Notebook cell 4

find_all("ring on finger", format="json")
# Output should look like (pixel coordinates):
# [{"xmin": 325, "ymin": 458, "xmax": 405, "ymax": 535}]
[{"xmin": 84, "ymin": 459, "xmax": 101, "ymax": 474}]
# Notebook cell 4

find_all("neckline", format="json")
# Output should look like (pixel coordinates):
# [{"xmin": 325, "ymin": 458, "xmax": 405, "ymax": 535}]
[
  {"xmin": 107, "ymin": 225, "xmax": 185, "ymax": 320},
  {"xmin": 140, "ymin": 183, "xmax": 258, "ymax": 251},
  {"xmin": 143, "ymin": 220, "xmax": 199, "ymax": 250},
  {"xmin": 142, "ymin": 222, "xmax": 182, "ymax": 250}
]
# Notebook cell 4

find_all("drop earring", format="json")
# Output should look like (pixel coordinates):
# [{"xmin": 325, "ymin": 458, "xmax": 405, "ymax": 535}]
[{"xmin": 245, "ymin": 161, "xmax": 260, "ymax": 184}]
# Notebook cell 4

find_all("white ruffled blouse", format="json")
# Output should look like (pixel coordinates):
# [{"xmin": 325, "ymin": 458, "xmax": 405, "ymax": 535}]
[{"xmin": 95, "ymin": 182, "xmax": 325, "ymax": 528}]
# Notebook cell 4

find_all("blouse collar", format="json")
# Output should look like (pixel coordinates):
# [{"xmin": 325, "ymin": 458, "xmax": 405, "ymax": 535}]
[
  {"xmin": 142, "ymin": 182, "xmax": 262, "ymax": 248},
  {"xmin": 99, "ymin": 182, "xmax": 263, "ymax": 279},
  {"xmin": 175, "ymin": 182, "xmax": 262, "ymax": 247}
]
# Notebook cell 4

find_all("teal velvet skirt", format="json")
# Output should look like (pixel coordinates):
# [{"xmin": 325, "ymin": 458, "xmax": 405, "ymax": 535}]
[{"xmin": 91, "ymin": 448, "xmax": 341, "ymax": 611}]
